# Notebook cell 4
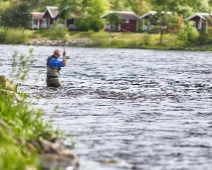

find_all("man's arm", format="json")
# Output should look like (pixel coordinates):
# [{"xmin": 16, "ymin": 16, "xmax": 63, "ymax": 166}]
[{"xmin": 62, "ymin": 52, "xmax": 67, "ymax": 66}]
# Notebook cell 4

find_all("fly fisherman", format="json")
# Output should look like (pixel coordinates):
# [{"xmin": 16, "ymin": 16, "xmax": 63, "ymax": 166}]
[{"xmin": 46, "ymin": 49, "xmax": 67, "ymax": 87}]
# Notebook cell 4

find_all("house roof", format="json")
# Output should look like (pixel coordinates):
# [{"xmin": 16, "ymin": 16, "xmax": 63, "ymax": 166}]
[
  {"xmin": 185, "ymin": 12, "xmax": 212, "ymax": 21},
  {"xmin": 140, "ymin": 11, "xmax": 172, "ymax": 19},
  {"xmin": 31, "ymin": 12, "xmax": 44, "ymax": 19},
  {"xmin": 43, "ymin": 6, "xmax": 59, "ymax": 19},
  {"xmin": 140, "ymin": 11, "xmax": 157, "ymax": 19},
  {"xmin": 101, "ymin": 11, "xmax": 139, "ymax": 20}
]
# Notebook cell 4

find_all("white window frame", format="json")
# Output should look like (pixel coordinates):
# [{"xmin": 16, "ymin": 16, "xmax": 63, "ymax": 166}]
[{"xmin": 125, "ymin": 19, "xmax": 130, "ymax": 23}]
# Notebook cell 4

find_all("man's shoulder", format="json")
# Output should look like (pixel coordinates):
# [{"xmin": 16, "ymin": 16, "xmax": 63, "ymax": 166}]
[{"xmin": 47, "ymin": 57, "xmax": 58, "ymax": 62}]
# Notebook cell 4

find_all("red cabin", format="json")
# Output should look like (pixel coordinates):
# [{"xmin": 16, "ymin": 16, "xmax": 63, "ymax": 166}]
[{"xmin": 101, "ymin": 11, "xmax": 139, "ymax": 32}]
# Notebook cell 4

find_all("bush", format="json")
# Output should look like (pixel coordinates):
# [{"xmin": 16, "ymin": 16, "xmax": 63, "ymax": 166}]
[
  {"xmin": 197, "ymin": 29, "xmax": 208, "ymax": 45},
  {"xmin": 0, "ymin": 27, "xmax": 7, "ymax": 43},
  {"xmin": 4, "ymin": 28, "xmax": 27, "ymax": 44},
  {"xmin": 91, "ymin": 31, "xmax": 110, "ymax": 46},
  {"xmin": 110, "ymin": 39, "xmax": 121, "ymax": 47},
  {"xmin": 75, "ymin": 20, "xmax": 89, "ymax": 31},
  {"xmin": 143, "ymin": 34, "xmax": 151, "ymax": 45},
  {"xmin": 177, "ymin": 23, "xmax": 199, "ymax": 43},
  {"xmin": 48, "ymin": 21, "xmax": 69, "ymax": 41},
  {"xmin": 88, "ymin": 18, "xmax": 103, "ymax": 32},
  {"xmin": 0, "ymin": 49, "xmax": 62, "ymax": 170},
  {"xmin": 148, "ymin": 25, "xmax": 160, "ymax": 34}
]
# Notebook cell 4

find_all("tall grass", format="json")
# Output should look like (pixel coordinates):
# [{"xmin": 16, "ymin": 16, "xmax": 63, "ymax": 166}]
[
  {"xmin": 90, "ymin": 30, "xmax": 110, "ymax": 46},
  {"xmin": 48, "ymin": 21, "xmax": 69, "ymax": 42},
  {"xmin": 0, "ymin": 27, "xmax": 28, "ymax": 44},
  {"xmin": 0, "ymin": 27, "xmax": 7, "ymax": 42},
  {"xmin": 0, "ymin": 93, "xmax": 40, "ymax": 169},
  {"xmin": 0, "ymin": 49, "xmax": 62, "ymax": 170}
]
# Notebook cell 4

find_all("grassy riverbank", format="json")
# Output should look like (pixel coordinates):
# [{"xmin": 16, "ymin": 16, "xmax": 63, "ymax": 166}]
[
  {"xmin": 0, "ymin": 79, "xmax": 78, "ymax": 170},
  {"xmin": 24, "ymin": 29, "xmax": 212, "ymax": 51},
  {"xmin": 0, "ymin": 49, "xmax": 77, "ymax": 170},
  {"xmin": 0, "ymin": 83, "xmax": 53, "ymax": 169},
  {"xmin": 0, "ymin": 26, "xmax": 211, "ymax": 51}
]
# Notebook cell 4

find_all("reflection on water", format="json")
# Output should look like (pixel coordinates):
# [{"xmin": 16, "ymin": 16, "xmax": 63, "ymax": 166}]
[{"xmin": 1, "ymin": 45, "xmax": 212, "ymax": 170}]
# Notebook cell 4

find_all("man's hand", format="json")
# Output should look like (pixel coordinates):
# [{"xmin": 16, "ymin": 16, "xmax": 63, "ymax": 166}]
[{"xmin": 62, "ymin": 51, "xmax": 67, "ymax": 66}]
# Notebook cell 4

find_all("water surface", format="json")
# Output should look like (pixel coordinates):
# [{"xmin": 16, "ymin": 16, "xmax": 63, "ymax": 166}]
[{"xmin": 1, "ymin": 45, "xmax": 212, "ymax": 170}]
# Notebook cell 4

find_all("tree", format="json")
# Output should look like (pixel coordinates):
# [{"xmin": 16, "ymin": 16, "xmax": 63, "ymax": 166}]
[
  {"xmin": 0, "ymin": 2, "xmax": 31, "ymax": 28},
  {"xmin": 177, "ymin": 22, "xmax": 199, "ymax": 43},
  {"xmin": 127, "ymin": 0, "xmax": 151, "ymax": 16},
  {"xmin": 108, "ymin": 0, "xmax": 129, "ymax": 11},
  {"xmin": 106, "ymin": 12, "xmax": 122, "ymax": 31},
  {"xmin": 149, "ymin": 0, "xmax": 211, "ymax": 18},
  {"xmin": 59, "ymin": 0, "xmax": 109, "ymax": 31},
  {"xmin": 150, "ymin": 11, "xmax": 182, "ymax": 44}
]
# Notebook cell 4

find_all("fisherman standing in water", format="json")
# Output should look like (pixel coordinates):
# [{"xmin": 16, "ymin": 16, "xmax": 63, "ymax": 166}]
[{"xmin": 46, "ymin": 49, "xmax": 67, "ymax": 87}]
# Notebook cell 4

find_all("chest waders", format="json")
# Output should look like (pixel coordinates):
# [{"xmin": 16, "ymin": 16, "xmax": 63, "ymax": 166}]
[{"xmin": 46, "ymin": 57, "xmax": 62, "ymax": 87}]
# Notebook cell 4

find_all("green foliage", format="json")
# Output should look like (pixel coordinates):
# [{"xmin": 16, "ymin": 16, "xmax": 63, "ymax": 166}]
[
  {"xmin": 88, "ymin": 17, "xmax": 104, "ymax": 32},
  {"xmin": 0, "ymin": 90, "xmax": 55, "ymax": 169},
  {"xmin": 59, "ymin": 0, "xmax": 109, "ymax": 18},
  {"xmin": 106, "ymin": 12, "xmax": 122, "ymax": 32},
  {"xmin": 90, "ymin": 30, "xmax": 110, "ymax": 45},
  {"xmin": 74, "ymin": 17, "xmax": 103, "ymax": 32},
  {"xmin": 11, "ymin": 48, "xmax": 34, "ymax": 81},
  {"xmin": 0, "ymin": 27, "xmax": 7, "ymax": 43},
  {"xmin": 149, "ymin": 11, "xmax": 181, "ymax": 43},
  {"xmin": 0, "ymin": 2, "xmax": 31, "ymax": 28},
  {"xmin": 0, "ymin": 121, "xmax": 38, "ymax": 170},
  {"xmin": 108, "ymin": 0, "xmax": 128, "ymax": 10},
  {"xmin": 143, "ymin": 34, "xmax": 151, "ymax": 45},
  {"xmin": 110, "ymin": 39, "xmax": 120, "ymax": 46},
  {"xmin": 148, "ymin": 25, "xmax": 160, "ymax": 34},
  {"xmin": 87, "ymin": 0, "xmax": 110, "ymax": 17},
  {"xmin": 5, "ymin": 28, "xmax": 27, "ymax": 44},
  {"xmin": 0, "ymin": 48, "xmax": 63, "ymax": 170},
  {"xmin": 0, "ymin": 27, "xmax": 27, "ymax": 44},
  {"xmin": 75, "ymin": 20, "xmax": 90, "ymax": 31},
  {"xmin": 149, "ymin": 0, "xmax": 211, "ymax": 18},
  {"xmin": 59, "ymin": 0, "xmax": 109, "ymax": 31},
  {"xmin": 177, "ymin": 23, "xmax": 199, "ymax": 43},
  {"xmin": 127, "ymin": 0, "xmax": 151, "ymax": 15},
  {"xmin": 197, "ymin": 29, "xmax": 208, "ymax": 45},
  {"xmin": 48, "ymin": 21, "xmax": 69, "ymax": 41}
]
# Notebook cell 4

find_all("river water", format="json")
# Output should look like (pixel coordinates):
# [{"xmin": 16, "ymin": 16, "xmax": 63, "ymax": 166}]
[{"xmin": 1, "ymin": 44, "xmax": 212, "ymax": 170}]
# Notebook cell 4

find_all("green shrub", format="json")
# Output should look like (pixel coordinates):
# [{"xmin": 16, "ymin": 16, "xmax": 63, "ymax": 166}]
[
  {"xmin": 0, "ymin": 27, "xmax": 7, "ymax": 43},
  {"xmin": 177, "ymin": 23, "xmax": 199, "ymax": 43},
  {"xmin": 91, "ymin": 31, "xmax": 110, "ymax": 45},
  {"xmin": 88, "ymin": 30, "xmax": 95, "ymax": 36},
  {"xmin": 48, "ymin": 21, "xmax": 69, "ymax": 41},
  {"xmin": 148, "ymin": 25, "xmax": 160, "ymax": 34},
  {"xmin": 0, "ymin": 49, "xmax": 62, "ymax": 170},
  {"xmin": 197, "ymin": 29, "xmax": 209, "ymax": 45},
  {"xmin": 88, "ymin": 18, "xmax": 103, "ymax": 32},
  {"xmin": 143, "ymin": 34, "xmax": 151, "ymax": 45},
  {"xmin": 4, "ymin": 28, "xmax": 27, "ymax": 44},
  {"xmin": 110, "ymin": 39, "xmax": 121, "ymax": 47},
  {"xmin": 75, "ymin": 20, "xmax": 89, "ymax": 31},
  {"xmin": 0, "ymin": 119, "xmax": 38, "ymax": 170}
]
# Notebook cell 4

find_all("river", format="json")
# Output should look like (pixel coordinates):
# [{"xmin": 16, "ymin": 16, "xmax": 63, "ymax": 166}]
[{"xmin": 1, "ymin": 44, "xmax": 212, "ymax": 170}]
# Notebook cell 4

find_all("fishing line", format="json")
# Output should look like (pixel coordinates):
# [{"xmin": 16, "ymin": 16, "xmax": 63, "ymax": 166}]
[{"xmin": 57, "ymin": 7, "xmax": 71, "ymax": 59}]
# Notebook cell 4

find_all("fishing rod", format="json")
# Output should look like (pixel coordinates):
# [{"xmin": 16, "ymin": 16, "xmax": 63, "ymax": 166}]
[{"xmin": 57, "ymin": 7, "xmax": 70, "ymax": 59}]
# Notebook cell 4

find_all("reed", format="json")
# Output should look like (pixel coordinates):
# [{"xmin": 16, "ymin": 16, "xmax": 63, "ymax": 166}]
[{"xmin": 0, "ymin": 49, "xmax": 63, "ymax": 170}]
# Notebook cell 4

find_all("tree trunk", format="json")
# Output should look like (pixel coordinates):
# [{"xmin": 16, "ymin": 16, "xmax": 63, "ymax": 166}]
[{"xmin": 160, "ymin": 29, "xmax": 163, "ymax": 44}]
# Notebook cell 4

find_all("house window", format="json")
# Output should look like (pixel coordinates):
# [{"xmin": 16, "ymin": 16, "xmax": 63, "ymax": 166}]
[
  {"xmin": 125, "ymin": 19, "xmax": 129, "ymax": 23},
  {"xmin": 33, "ymin": 19, "xmax": 38, "ymax": 25}
]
